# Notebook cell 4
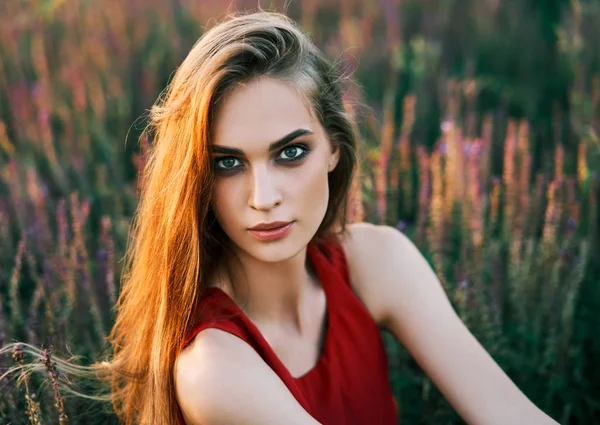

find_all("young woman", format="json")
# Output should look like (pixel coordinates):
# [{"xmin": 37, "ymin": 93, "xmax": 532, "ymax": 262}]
[
  {"xmin": 2, "ymin": 10, "xmax": 559, "ymax": 425},
  {"xmin": 166, "ymin": 11, "xmax": 558, "ymax": 425}
]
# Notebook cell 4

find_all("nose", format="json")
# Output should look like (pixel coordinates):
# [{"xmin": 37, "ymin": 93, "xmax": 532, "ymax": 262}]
[{"xmin": 249, "ymin": 164, "xmax": 282, "ymax": 211}]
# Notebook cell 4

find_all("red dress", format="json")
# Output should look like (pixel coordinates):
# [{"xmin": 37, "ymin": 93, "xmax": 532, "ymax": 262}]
[{"xmin": 176, "ymin": 237, "xmax": 399, "ymax": 425}]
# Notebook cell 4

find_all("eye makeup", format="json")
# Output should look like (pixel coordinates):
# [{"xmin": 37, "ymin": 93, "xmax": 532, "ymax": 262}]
[{"xmin": 214, "ymin": 142, "xmax": 311, "ymax": 174}]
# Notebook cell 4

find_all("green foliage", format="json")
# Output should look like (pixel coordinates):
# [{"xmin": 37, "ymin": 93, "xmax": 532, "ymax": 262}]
[{"xmin": 0, "ymin": 0, "xmax": 599, "ymax": 424}]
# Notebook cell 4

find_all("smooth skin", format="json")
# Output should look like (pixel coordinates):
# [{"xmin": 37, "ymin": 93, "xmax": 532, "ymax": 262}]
[
  {"xmin": 340, "ymin": 223, "xmax": 559, "ymax": 425},
  {"xmin": 174, "ymin": 77, "xmax": 559, "ymax": 425}
]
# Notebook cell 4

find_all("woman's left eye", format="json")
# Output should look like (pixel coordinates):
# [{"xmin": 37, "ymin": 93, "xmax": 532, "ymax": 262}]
[{"xmin": 278, "ymin": 145, "xmax": 307, "ymax": 161}]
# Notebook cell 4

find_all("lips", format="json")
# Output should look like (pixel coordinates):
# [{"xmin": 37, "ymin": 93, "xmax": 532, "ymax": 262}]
[
  {"xmin": 249, "ymin": 221, "xmax": 292, "ymax": 231},
  {"xmin": 248, "ymin": 222, "xmax": 294, "ymax": 242}
]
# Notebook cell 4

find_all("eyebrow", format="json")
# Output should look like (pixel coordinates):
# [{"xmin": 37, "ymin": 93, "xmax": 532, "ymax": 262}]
[{"xmin": 211, "ymin": 128, "xmax": 314, "ymax": 156}]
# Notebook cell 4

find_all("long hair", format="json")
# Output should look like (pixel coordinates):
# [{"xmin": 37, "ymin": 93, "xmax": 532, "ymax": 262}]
[{"xmin": 1, "ymin": 10, "xmax": 359, "ymax": 425}]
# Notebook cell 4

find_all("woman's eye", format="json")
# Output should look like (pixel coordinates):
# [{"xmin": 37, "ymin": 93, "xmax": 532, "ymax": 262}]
[
  {"xmin": 279, "ymin": 145, "xmax": 305, "ymax": 160},
  {"xmin": 216, "ymin": 157, "xmax": 241, "ymax": 170},
  {"xmin": 215, "ymin": 144, "xmax": 308, "ymax": 173}
]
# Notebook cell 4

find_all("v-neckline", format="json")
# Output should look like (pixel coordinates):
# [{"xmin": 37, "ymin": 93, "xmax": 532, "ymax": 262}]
[{"xmin": 207, "ymin": 240, "xmax": 333, "ymax": 381}]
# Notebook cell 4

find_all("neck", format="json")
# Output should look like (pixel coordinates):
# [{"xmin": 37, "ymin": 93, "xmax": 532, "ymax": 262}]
[{"xmin": 215, "ymin": 243, "xmax": 321, "ymax": 332}]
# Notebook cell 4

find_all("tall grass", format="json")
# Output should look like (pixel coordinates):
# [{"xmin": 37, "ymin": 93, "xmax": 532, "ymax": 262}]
[{"xmin": 1, "ymin": 0, "xmax": 599, "ymax": 424}]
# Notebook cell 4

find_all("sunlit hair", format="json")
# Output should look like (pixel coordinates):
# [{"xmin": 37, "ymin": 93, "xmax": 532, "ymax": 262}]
[{"xmin": 1, "ymin": 10, "xmax": 358, "ymax": 425}]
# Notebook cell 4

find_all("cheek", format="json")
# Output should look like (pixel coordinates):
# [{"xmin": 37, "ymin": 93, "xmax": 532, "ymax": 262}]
[
  {"xmin": 296, "ymin": 158, "xmax": 330, "ymax": 216},
  {"xmin": 211, "ymin": 180, "xmax": 239, "ymax": 228}
]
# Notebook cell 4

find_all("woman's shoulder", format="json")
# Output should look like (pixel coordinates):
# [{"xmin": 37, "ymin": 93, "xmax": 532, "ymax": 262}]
[
  {"xmin": 337, "ymin": 222, "xmax": 418, "ymax": 326},
  {"xmin": 175, "ymin": 328, "xmax": 321, "ymax": 425}
]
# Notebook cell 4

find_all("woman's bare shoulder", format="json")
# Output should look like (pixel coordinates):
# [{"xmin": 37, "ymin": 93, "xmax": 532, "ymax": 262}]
[
  {"xmin": 174, "ymin": 328, "xmax": 322, "ymax": 425},
  {"xmin": 338, "ymin": 222, "xmax": 414, "ymax": 325}
]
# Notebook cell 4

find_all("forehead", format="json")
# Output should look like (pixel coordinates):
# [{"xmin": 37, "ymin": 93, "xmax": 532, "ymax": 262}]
[{"xmin": 211, "ymin": 77, "xmax": 318, "ymax": 148}]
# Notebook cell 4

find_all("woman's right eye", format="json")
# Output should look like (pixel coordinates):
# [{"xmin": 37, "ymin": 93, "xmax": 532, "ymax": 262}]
[{"xmin": 215, "ymin": 157, "xmax": 241, "ymax": 171}]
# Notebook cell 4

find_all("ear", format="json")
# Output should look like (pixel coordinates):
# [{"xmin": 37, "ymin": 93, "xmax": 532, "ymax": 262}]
[{"xmin": 328, "ymin": 144, "xmax": 341, "ymax": 172}]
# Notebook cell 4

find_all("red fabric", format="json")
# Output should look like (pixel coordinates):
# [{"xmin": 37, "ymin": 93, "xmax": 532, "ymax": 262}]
[{"xmin": 176, "ymin": 237, "xmax": 399, "ymax": 425}]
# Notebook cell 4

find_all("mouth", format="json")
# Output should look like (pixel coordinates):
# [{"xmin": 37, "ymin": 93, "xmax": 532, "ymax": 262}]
[
  {"xmin": 248, "ymin": 221, "xmax": 293, "ymax": 231},
  {"xmin": 248, "ymin": 221, "xmax": 295, "ymax": 242}
]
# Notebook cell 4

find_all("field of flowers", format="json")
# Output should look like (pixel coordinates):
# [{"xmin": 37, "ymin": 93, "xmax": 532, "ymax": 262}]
[{"xmin": 0, "ymin": 0, "xmax": 599, "ymax": 424}]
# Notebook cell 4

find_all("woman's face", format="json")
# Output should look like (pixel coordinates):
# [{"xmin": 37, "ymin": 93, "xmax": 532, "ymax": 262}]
[{"xmin": 210, "ymin": 77, "xmax": 339, "ymax": 263}]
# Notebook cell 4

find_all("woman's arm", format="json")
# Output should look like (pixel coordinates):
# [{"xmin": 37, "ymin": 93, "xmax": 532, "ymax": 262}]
[
  {"xmin": 174, "ymin": 328, "xmax": 323, "ymax": 425},
  {"xmin": 341, "ymin": 222, "xmax": 559, "ymax": 425}
]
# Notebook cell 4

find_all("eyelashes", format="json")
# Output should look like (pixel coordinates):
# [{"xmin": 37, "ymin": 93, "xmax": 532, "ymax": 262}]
[{"xmin": 214, "ymin": 143, "xmax": 310, "ymax": 174}]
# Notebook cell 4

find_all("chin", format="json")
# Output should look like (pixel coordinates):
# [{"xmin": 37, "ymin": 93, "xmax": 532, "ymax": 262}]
[{"xmin": 243, "ymin": 230, "xmax": 311, "ymax": 263}]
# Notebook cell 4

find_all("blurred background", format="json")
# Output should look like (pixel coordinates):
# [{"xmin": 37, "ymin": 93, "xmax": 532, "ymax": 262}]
[{"xmin": 0, "ymin": 0, "xmax": 599, "ymax": 424}]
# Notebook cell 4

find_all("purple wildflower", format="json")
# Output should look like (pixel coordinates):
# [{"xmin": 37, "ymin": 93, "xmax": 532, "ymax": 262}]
[{"xmin": 395, "ymin": 220, "xmax": 409, "ymax": 233}]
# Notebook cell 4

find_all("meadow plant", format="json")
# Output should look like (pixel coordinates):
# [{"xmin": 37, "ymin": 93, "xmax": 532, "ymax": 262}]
[{"xmin": 0, "ymin": 1, "xmax": 598, "ymax": 424}]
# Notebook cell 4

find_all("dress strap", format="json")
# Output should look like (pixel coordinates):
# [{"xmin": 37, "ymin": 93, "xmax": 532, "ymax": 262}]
[
  {"xmin": 310, "ymin": 235, "xmax": 352, "ymax": 289},
  {"xmin": 182, "ymin": 288, "xmax": 245, "ymax": 349}
]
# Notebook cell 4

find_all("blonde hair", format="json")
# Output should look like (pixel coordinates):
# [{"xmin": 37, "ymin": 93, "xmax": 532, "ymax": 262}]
[{"xmin": 1, "ymin": 10, "xmax": 358, "ymax": 425}]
